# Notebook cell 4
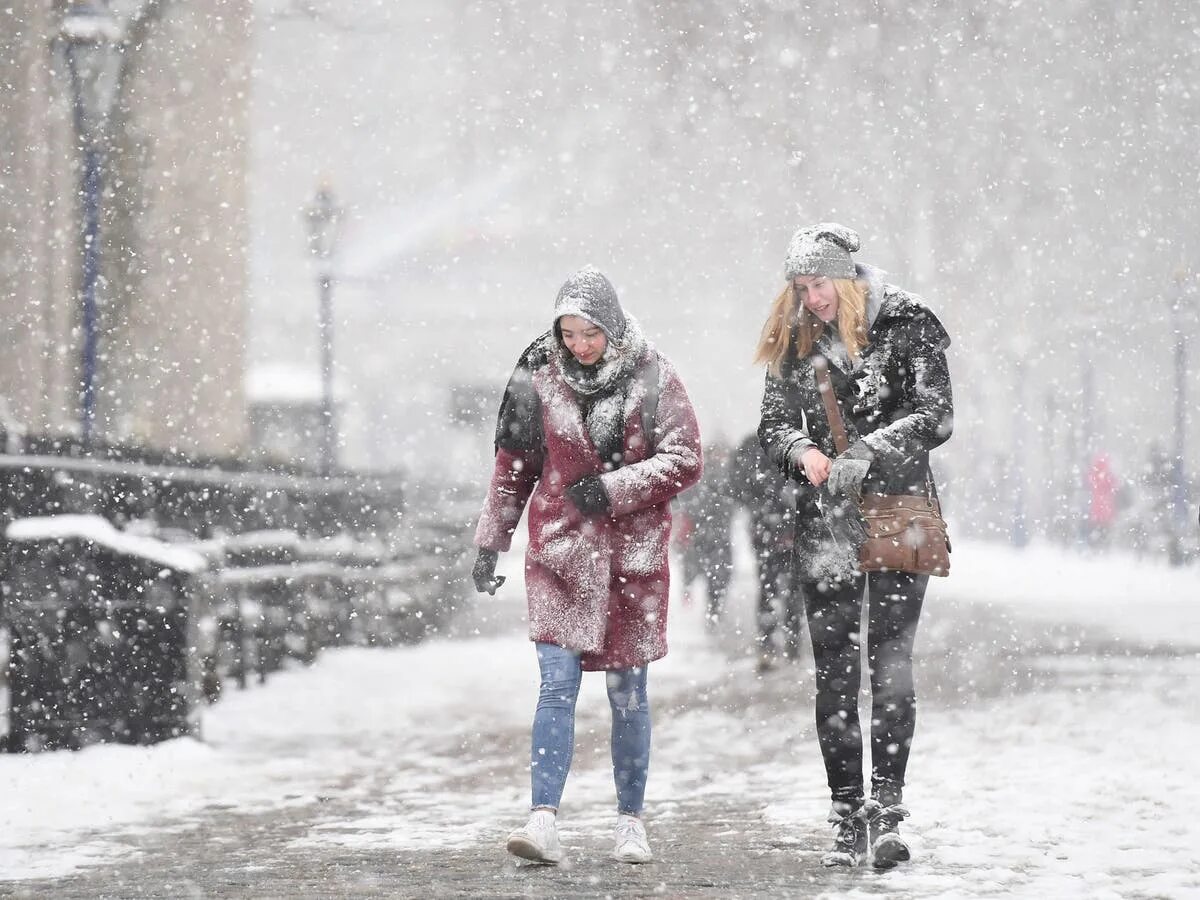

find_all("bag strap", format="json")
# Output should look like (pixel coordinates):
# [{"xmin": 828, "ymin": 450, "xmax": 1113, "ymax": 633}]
[
  {"xmin": 812, "ymin": 355, "xmax": 850, "ymax": 455},
  {"xmin": 639, "ymin": 352, "xmax": 662, "ymax": 452}
]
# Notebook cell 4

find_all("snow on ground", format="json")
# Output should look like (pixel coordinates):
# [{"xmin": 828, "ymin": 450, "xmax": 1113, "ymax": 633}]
[
  {"xmin": 0, "ymin": 536, "xmax": 1197, "ymax": 895},
  {"xmin": 762, "ymin": 660, "xmax": 1200, "ymax": 898},
  {"xmin": 942, "ymin": 537, "xmax": 1200, "ymax": 647}
]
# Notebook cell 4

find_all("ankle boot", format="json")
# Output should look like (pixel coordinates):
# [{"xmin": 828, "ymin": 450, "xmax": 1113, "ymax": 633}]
[
  {"xmin": 865, "ymin": 799, "xmax": 911, "ymax": 869},
  {"xmin": 821, "ymin": 801, "xmax": 869, "ymax": 867}
]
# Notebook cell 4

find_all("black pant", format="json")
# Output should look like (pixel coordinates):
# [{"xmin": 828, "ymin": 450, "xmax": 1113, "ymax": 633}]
[{"xmin": 801, "ymin": 570, "xmax": 927, "ymax": 806}]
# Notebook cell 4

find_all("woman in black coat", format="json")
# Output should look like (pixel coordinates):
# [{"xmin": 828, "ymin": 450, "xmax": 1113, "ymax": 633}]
[{"xmin": 755, "ymin": 223, "xmax": 953, "ymax": 870}]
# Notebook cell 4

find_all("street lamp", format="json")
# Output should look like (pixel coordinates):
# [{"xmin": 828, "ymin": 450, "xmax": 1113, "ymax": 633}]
[
  {"xmin": 1007, "ymin": 334, "xmax": 1033, "ymax": 548},
  {"xmin": 60, "ymin": 0, "xmax": 122, "ymax": 445},
  {"xmin": 1168, "ymin": 271, "xmax": 1195, "ymax": 562},
  {"xmin": 304, "ymin": 184, "xmax": 343, "ymax": 475},
  {"xmin": 1077, "ymin": 304, "xmax": 1101, "ymax": 547}
]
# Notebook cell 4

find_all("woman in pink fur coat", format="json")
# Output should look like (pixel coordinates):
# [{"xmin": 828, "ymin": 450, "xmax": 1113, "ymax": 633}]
[{"xmin": 472, "ymin": 266, "xmax": 701, "ymax": 867}]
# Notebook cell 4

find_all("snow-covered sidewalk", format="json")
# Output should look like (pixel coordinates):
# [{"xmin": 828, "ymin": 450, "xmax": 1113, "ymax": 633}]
[{"xmin": 0, "ymin": 538, "xmax": 1197, "ymax": 897}]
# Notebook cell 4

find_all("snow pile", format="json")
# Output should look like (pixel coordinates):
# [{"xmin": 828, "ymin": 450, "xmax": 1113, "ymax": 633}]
[
  {"xmin": 6, "ymin": 515, "xmax": 207, "ymax": 573},
  {"xmin": 943, "ymin": 538, "xmax": 1200, "ymax": 648}
]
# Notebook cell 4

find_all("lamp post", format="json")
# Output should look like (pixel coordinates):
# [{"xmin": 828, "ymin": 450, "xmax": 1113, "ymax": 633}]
[
  {"xmin": 1011, "ymin": 352, "xmax": 1029, "ymax": 548},
  {"xmin": 1078, "ymin": 307, "xmax": 1099, "ymax": 547},
  {"xmin": 1168, "ymin": 272, "xmax": 1194, "ymax": 562},
  {"xmin": 60, "ymin": 0, "xmax": 122, "ymax": 445},
  {"xmin": 304, "ymin": 184, "xmax": 343, "ymax": 475},
  {"xmin": 1007, "ymin": 335, "xmax": 1032, "ymax": 548},
  {"xmin": 1170, "ymin": 274, "xmax": 1192, "ymax": 483}
]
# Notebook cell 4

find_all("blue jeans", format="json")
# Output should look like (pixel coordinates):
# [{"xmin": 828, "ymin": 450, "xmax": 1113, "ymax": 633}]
[{"xmin": 530, "ymin": 642, "xmax": 651, "ymax": 816}]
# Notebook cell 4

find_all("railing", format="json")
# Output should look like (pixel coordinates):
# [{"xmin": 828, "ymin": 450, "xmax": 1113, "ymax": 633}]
[{"xmin": 0, "ymin": 444, "xmax": 474, "ymax": 752}]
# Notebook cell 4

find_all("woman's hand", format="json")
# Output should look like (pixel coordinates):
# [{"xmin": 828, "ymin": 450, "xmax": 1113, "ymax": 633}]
[
  {"xmin": 472, "ymin": 548, "xmax": 506, "ymax": 595},
  {"xmin": 565, "ymin": 475, "xmax": 610, "ymax": 517},
  {"xmin": 799, "ymin": 447, "xmax": 832, "ymax": 486}
]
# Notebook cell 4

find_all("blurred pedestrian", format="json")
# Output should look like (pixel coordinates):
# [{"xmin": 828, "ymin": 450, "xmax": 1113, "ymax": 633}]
[
  {"xmin": 676, "ymin": 441, "xmax": 735, "ymax": 628},
  {"xmin": 756, "ymin": 224, "xmax": 954, "ymax": 869},
  {"xmin": 472, "ymin": 266, "xmax": 702, "ymax": 866},
  {"xmin": 1143, "ymin": 441, "xmax": 1185, "ymax": 563},
  {"xmin": 729, "ymin": 431, "xmax": 803, "ymax": 671},
  {"xmin": 1086, "ymin": 452, "xmax": 1120, "ymax": 548}
]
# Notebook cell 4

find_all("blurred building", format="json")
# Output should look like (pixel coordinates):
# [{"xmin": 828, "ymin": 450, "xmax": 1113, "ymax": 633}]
[{"xmin": 0, "ymin": 0, "xmax": 251, "ymax": 457}]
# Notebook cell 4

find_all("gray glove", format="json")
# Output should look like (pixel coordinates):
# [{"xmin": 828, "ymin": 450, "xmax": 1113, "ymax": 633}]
[
  {"xmin": 827, "ymin": 457, "xmax": 870, "ymax": 501},
  {"xmin": 472, "ymin": 548, "xmax": 506, "ymax": 595},
  {"xmin": 826, "ymin": 441, "xmax": 874, "ymax": 501}
]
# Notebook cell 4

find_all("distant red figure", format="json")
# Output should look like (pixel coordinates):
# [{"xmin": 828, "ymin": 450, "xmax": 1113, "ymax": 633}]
[{"xmin": 1087, "ymin": 453, "xmax": 1119, "ymax": 546}]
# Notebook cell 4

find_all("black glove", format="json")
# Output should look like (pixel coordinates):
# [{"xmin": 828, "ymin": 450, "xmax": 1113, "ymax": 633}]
[
  {"xmin": 472, "ymin": 548, "xmax": 506, "ymax": 595},
  {"xmin": 565, "ymin": 475, "xmax": 610, "ymax": 517}
]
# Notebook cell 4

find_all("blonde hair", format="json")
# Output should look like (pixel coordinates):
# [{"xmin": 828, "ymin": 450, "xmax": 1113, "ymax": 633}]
[{"xmin": 753, "ymin": 279, "xmax": 870, "ymax": 377}]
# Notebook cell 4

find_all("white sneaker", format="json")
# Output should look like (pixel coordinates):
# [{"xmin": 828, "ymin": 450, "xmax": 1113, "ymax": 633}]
[
  {"xmin": 612, "ymin": 814, "xmax": 653, "ymax": 863},
  {"xmin": 505, "ymin": 809, "xmax": 562, "ymax": 865}
]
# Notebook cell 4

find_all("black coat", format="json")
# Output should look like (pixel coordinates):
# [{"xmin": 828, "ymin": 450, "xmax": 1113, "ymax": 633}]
[
  {"xmin": 757, "ymin": 283, "xmax": 953, "ymax": 580},
  {"xmin": 729, "ymin": 432, "xmax": 797, "ymax": 551}
]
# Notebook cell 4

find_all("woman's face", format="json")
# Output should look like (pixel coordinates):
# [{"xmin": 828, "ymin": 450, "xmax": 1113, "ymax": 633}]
[
  {"xmin": 793, "ymin": 275, "xmax": 839, "ymax": 323},
  {"xmin": 559, "ymin": 315, "xmax": 608, "ymax": 365}
]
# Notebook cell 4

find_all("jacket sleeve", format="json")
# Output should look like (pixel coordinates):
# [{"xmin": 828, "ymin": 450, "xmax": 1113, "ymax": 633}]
[
  {"xmin": 474, "ymin": 446, "xmax": 543, "ymax": 551},
  {"xmin": 757, "ymin": 370, "xmax": 816, "ymax": 482},
  {"xmin": 475, "ymin": 339, "xmax": 549, "ymax": 551},
  {"xmin": 860, "ymin": 312, "xmax": 954, "ymax": 471},
  {"xmin": 599, "ymin": 357, "xmax": 703, "ymax": 517}
]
